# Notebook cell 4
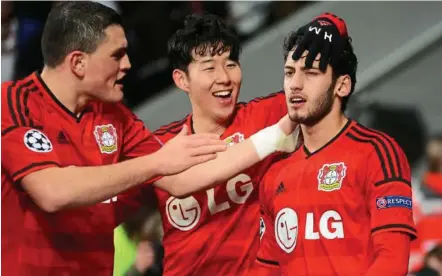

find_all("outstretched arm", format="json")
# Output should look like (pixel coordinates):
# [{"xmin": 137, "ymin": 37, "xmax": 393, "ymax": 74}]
[
  {"xmin": 14, "ymin": 126, "xmax": 225, "ymax": 212},
  {"xmin": 155, "ymin": 114, "xmax": 299, "ymax": 197}
]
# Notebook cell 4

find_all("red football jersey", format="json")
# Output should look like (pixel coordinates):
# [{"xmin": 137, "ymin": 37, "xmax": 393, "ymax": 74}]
[
  {"xmin": 1, "ymin": 72, "xmax": 162, "ymax": 275},
  {"xmin": 153, "ymin": 92, "xmax": 287, "ymax": 276},
  {"xmin": 257, "ymin": 120, "xmax": 417, "ymax": 276}
]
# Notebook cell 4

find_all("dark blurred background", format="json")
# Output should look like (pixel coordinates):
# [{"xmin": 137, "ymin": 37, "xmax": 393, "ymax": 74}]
[{"xmin": 1, "ymin": 1, "xmax": 309, "ymax": 109}]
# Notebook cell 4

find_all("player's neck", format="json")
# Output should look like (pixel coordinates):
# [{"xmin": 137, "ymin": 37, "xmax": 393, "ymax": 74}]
[
  {"xmin": 40, "ymin": 67, "xmax": 89, "ymax": 116},
  {"xmin": 191, "ymin": 112, "xmax": 226, "ymax": 135},
  {"xmin": 301, "ymin": 110, "xmax": 348, "ymax": 154},
  {"xmin": 191, "ymin": 116, "xmax": 226, "ymax": 135}
]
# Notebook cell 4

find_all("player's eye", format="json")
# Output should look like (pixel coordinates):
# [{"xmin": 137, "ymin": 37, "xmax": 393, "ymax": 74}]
[
  {"xmin": 204, "ymin": 67, "xmax": 215, "ymax": 71},
  {"xmin": 285, "ymin": 71, "xmax": 293, "ymax": 77},
  {"xmin": 306, "ymin": 70, "xmax": 319, "ymax": 76},
  {"xmin": 226, "ymin": 63, "xmax": 237, "ymax": 69},
  {"xmin": 112, "ymin": 49, "xmax": 126, "ymax": 60}
]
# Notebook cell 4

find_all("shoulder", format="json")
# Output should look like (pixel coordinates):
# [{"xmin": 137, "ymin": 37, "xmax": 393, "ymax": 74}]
[
  {"xmin": 236, "ymin": 90, "xmax": 285, "ymax": 112},
  {"xmin": 2, "ymin": 74, "xmax": 40, "ymax": 130},
  {"xmin": 153, "ymin": 116, "xmax": 189, "ymax": 141},
  {"xmin": 344, "ymin": 121, "xmax": 405, "ymax": 157},
  {"xmin": 234, "ymin": 90, "xmax": 286, "ymax": 128}
]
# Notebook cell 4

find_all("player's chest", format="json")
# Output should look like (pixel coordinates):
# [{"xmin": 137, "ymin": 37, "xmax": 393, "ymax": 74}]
[
  {"xmin": 273, "ymin": 155, "xmax": 364, "ymax": 207},
  {"xmin": 272, "ymin": 158, "xmax": 364, "ymax": 231},
  {"xmin": 44, "ymin": 115, "xmax": 124, "ymax": 166},
  {"xmin": 156, "ymin": 130, "xmax": 267, "ymax": 233},
  {"xmin": 157, "ymin": 166, "xmax": 262, "ymax": 233},
  {"xmin": 156, "ymin": 123, "xmax": 270, "ymax": 232}
]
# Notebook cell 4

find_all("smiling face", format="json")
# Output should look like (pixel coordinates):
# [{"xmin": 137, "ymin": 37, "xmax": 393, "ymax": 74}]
[
  {"xmin": 173, "ymin": 46, "xmax": 242, "ymax": 124},
  {"xmin": 81, "ymin": 25, "xmax": 131, "ymax": 103}
]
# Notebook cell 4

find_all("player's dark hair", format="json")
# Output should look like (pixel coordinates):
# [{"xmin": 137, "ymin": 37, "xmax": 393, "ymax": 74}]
[
  {"xmin": 168, "ymin": 13, "xmax": 241, "ymax": 73},
  {"xmin": 41, "ymin": 1, "xmax": 123, "ymax": 67},
  {"xmin": 283, "ymin": 31, "xmax": 358, "ymax": 111}
]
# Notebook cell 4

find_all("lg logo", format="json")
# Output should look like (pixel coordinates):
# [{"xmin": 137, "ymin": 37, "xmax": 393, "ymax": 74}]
[
  {"xmin": 275, "ymin": 208, "xmax": 344, "ymax": 253},
  {"xmin": 275, "ymin": 208, "xmax": 299, "ymax": 253},
  {"xmin": 166, "ymin": 196, "xmax": 201, "ymax": 231},
  {"xmin": 166, "ymin": 174, "xmax": 254, "ymax": 231},
  {"xmin": 305, "ymin": 210, "xmax": 344, "ymax": 240}
]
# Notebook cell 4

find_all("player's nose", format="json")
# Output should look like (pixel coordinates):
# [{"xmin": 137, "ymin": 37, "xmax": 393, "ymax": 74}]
[
  {"xmin": 120, "ymin": 54, "xmax": 131, "ymax": 72},
  {"xmin": 215, "ymin": 67, "xmax": 231, "ymax": 84},
  {"xmin": 289, "ymin": 72, "xmax": 304, "ymax": 91}
]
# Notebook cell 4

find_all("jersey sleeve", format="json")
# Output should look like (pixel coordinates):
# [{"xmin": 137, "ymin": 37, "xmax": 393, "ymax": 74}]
[
  {"xmin": 2, "ymin": 126, "xmax": 61, "ymax": 182},
  {"xmin": 243, "ymin": 91, "xmax": 287, "ymax": 130},
  {"xmin": 2, "ymin": 81, "xmax": 61, "ymax": 182},
  {"xmin": 119, "ymin": 103, "xmax": 163, "ymax": 159},
  {"xmin": 114, "ymin": 183, "xmax": 158, "ymax": 226},
  {"xmin": 364, "ymin": 140, "xmax": 417, "ymax": 239},
  {"xmin": 256, "ymin": 206, "xmax": 281, "ymax": 269}
]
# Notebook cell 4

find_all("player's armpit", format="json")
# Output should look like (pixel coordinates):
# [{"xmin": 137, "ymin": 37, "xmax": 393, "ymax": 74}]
[
  {"xmin": 364, "ymin": 231, "xmax": 410, "ymax": 276},
  {"xmin": 248, "ymin": 258, "xmax": 280, "ymax": 276}
]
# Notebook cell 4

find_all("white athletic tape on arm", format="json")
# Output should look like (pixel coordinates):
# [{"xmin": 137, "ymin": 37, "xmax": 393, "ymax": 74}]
[{"xmin": 250, "ymin": 124, "xmax": 287, "ymax": 160}]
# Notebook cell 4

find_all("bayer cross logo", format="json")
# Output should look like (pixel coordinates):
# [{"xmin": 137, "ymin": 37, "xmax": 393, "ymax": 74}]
[{"xmin": 23, "ymin": 129, "xmax": 53, "ymax": 153}]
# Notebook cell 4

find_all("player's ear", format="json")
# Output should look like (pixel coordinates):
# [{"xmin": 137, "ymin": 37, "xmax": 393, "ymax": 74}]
[
  {"xmin": 172, "ymin": 69, "xmax": 190, "ymax": 93},
  {"xmin": 334, "ymin": 74, "xmax": 351, "ymax": 98},
  {"xmin": 69, "ymin": 51, "xmax": 87, "ymax": 78}
]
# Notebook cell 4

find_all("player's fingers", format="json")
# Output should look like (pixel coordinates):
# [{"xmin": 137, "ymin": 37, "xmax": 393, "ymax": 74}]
[
  {"xmin": 190, "ymin": 144, "xmax": 227, "ymax": 156},
  {"xmin": 187, "ymin": 136, "xmax": 226, "ymax": 148},
  {"xmin": 190, "ymin": 153, "xmax": 218, "ymax": 165},
  {"xmin": 304, "ymin": 41, "xmax": 322, "ymax": 69},
  {"xmin": 330, "ymin": 41, "xmax": 343, "ymax": 65},
  {"xmin": 319, "ymin": 43, "xmax": 331, "ymax": 72},
  {"xmin": 291, "ymin": 32, "xmax": 313, "ymax": 60},
  {"xmin": 177, "ymin": 124, "xmax": 189, "ymax": 136},
  {"xmin": 291, "ymin": 39, "xmax": 309, "ymax": 61}
]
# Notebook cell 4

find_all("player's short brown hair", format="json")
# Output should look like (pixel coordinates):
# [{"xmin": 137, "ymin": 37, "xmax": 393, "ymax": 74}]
[
  {"xmin": 41, "ymin": 1, "xmax": 122, "ymax": 67},
  {"xmin": 283, "ymin": 31, "xmax": 358, "ymax": 112},
  {"xmin": 168, "ymin": 13, "xmax": 241, "ymax": 73}
]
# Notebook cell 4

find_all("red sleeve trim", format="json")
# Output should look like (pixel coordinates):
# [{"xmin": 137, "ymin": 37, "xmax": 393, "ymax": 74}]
[
  {"xmin": 122, "ymin": 134, "xmax": 161, "ymax": 156},
  {"xmin": 365, "ymin": 231, "xmax": 410, "ymax": 276},
  {"xmin": 347, "ymin": 124, "xmax": 405, "ymax": 181},
  {"xmin": 374, "ymin": 178, "xmax": 411, "ymax": 187},
  {"xmin": 248, "ymin": 91, "xmax": 284, "ymax": 104},
  {"xmin": 154, "ymin": 117, "xmax": 188, "ymax": 136},
  {"xmin": 371, "ymin": 223, "xmax": 417, "ymax": 240},
  {"xmin": 1, "ymin": 125, "xmax": 20, "ymax": 136},
  {"xmin": 5, "ymin": 79, "xmax": 39, "ymax": 129},
  {"xmin": 12, "ymin": 161, "xmax": 60, "ymax": 182},
  {"xmin": 256, "ymin": 257, "xmax": 279, "ymax": 267}
]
